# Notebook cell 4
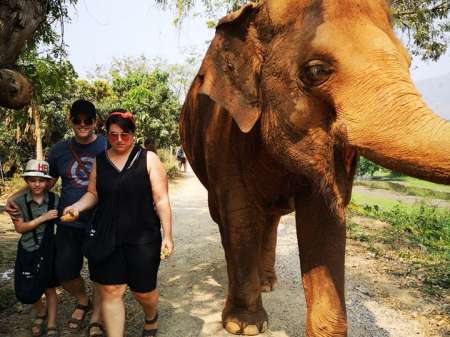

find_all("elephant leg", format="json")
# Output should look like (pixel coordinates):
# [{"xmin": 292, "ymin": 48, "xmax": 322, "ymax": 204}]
[
  {"xmin": 295, "ymin": 193, "xmax": 347, "ymax": 337},
  {"xmin": 259, "ymin": 215, "xmax": 280, "ymax": 292},
  {"xmin": 214, "ymin": 185, "xmax": 268, "ymax": 335}
]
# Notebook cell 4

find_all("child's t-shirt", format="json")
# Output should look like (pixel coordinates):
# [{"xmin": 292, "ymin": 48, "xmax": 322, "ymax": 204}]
[{"xmin": 14, "ymin": 190, "xmax": 59, "ymax": 252}]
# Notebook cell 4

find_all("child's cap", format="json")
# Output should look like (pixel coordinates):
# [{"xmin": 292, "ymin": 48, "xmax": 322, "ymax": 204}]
[{"xmin": 21, "ymin": 159, "xmax": 53, "ymax": 179}]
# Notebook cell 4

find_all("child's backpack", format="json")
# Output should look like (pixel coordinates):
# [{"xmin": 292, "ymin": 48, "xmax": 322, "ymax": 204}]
[{"xmin": 14, "ymin": 192, "xmax": 56, "ymax": 304}]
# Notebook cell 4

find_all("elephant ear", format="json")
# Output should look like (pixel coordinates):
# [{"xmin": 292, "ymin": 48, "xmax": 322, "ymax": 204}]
[{"xmin": 199, "ymin": 3, "xmax": 263, "ymax": 133}]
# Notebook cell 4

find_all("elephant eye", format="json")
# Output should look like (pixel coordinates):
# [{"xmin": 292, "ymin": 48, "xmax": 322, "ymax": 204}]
[{"xmin": 300, "ymin": 61, "xmax": 334, "ymax": 87}]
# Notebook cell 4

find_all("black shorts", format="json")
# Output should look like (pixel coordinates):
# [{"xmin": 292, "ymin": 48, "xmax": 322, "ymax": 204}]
[
  {"xmin": 55, "ymin": 226, "xmax": 85, "ymax": 282},
  {"xmin": 89, "ymin": 242, "xmax": 161, "ymax": 293}
]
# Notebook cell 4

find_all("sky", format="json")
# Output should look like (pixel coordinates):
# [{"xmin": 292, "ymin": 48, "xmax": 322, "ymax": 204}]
[{"xmin": 64, "ymin": 0, "xmax": 450, "ymax": 82}]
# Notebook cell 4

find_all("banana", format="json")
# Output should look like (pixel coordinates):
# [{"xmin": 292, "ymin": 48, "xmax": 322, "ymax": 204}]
[
  {"xmin": 160, "ymin": 247, "xmax": 170, "ymax": 259},
  {"xmin": 60, "ymin": 210, "xmax": 77, "ymax": 223}
]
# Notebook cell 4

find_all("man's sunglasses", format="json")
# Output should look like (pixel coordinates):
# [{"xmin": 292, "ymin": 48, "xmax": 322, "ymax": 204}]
[
  {"xmin": 108, "ymin": 132, "xmax": 133, "ymax": 142},
  {"xmin": 71, "ymin": 117, "xmax": 95, "ymax": 126}
]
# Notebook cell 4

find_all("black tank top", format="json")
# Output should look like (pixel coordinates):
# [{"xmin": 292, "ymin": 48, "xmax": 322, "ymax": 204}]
[{"xmin": 94, "ymin": 145, "xmax": 161, "ymax": 245}]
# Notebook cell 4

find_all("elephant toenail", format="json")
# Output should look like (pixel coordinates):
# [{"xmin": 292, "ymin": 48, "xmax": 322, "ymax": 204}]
[
  {"xmin": 243, "ymin": 324, "xmax": 260, "ymax": 335},
  {"xmin": 225, "ymin": 321, "xmax": 241, "ymax": 334},
  {"xmin": 261, "ymin": 321, "xmax": 268, "ymax": 332}
]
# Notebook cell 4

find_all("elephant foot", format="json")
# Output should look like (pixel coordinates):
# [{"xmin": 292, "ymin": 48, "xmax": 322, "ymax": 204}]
[
  {"xmin": 222, "ymin": 307, "xmax": 268, "ymax": 335},
  {"xmin": 260, "ymin": 276, "xmax": 278, "ymax": 293}
]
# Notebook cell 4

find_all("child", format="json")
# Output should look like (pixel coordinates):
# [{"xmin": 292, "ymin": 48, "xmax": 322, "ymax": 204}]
[{"xmin": 12, "ymin": 159, "xmax": 59, "ymax": 337}]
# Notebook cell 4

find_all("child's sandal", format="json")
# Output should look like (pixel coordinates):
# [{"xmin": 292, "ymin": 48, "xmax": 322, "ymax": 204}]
[
  {"xmin": 46, "ymin": 327, "xmax": 59, "ymax": 337},
  {"xmin": 68, "ymin": 300, "xmax": 92, "ymax": 330},
  {"xmin": 31, "ymin": 314, "xmax": 47, "ymax": 337}
]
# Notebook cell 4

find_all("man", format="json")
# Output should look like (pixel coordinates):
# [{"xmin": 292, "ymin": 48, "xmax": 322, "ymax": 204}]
[
  {"xmin": 6, "ymin": 99, "xmax": 107, "ymax": 337},
  {"xmin": 176, "ymin": 146, "xmax": 186, "ymax": 172}
]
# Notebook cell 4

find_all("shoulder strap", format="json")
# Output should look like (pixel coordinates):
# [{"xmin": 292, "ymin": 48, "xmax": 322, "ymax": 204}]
[
  {"xmin": 48, "ymin": 192, "xmax": 55, "ymax": 210},
  {"xmin": 125, "ymin": 146, "xmax": 142, "ymax": 171},
  {"xmin": 24, "ymin": 194, "xmax": 39, "ymax": 245},
  {"xmin": 69, "ymin": 139, "xmax": 89, "ymax": 176}
]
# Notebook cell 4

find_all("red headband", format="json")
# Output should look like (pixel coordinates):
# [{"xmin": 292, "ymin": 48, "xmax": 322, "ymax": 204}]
[{"xmin": 108, "ymin": 111, "xmax": 135, "ymax": 125}]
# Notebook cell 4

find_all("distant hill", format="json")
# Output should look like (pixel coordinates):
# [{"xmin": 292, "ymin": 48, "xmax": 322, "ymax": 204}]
[{"xmin": 415, "ymin": 73, "xmax": 450, "ymax": 121}]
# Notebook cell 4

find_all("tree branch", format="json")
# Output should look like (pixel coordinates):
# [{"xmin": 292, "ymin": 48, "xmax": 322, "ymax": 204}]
[{"xmin": 393, "ymin": 1, "xmax": 449, "ymax": 17}]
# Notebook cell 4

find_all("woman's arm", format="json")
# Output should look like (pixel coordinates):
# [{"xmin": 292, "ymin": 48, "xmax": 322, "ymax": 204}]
[
  {"xmin": 62, "ymin": 161, "xmax": 98, "ymax": 218},
  {"xmin": 147, "ymin": 152, "xmax": 174, "ymax": 257}
]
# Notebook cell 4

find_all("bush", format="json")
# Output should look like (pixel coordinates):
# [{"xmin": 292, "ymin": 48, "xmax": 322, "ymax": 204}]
[{"xmin": 350, "ymin": 202, "xmax": 450, "ymax": 293}]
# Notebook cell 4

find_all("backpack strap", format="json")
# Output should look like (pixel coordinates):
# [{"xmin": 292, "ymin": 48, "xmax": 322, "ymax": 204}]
[
  {"xmin": 47, "ymin": 191, "xmax": 55, "ymax": 210},
  {"xmin": 24, "ymin": 194, "xmax": 39, "ymax": 246},
  {"xmin": 69, "ymin": 139, "xmax": 89, "ymax": 177}
]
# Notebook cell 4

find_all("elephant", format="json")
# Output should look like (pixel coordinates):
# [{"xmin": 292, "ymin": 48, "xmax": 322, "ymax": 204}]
[{"xmin": 179, "ymin": 1, "xmax": 450, "ymax": 336}]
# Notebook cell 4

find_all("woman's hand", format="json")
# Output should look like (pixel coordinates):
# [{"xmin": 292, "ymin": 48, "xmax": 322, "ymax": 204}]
[
  {"xmin": 61, "ymin": 206, "xmax": 80, "ymax": 223},
  {"xmin": 160, "ymin": 236, "xmax": 174, "ymax": 260}
]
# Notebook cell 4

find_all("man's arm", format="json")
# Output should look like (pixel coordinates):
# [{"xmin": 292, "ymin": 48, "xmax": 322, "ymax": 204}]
[{"xmin": 5, "ymin": 187, "xmax": 27, "ymax": 221}]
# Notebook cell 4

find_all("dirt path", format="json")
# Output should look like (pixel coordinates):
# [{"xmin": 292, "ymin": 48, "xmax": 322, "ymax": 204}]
[{"xmin": 0, "ymin": 174, "xmax": 448, "ymax": 337}]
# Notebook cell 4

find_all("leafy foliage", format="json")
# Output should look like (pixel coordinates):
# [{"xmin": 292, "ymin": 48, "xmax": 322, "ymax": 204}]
[
  {"xmin": 26, "ymin": 0, "xmax": 78, "ymax": 59},
  {"xmin": 111, "ymin": 67, "xmax": 181, "ymax": 148},
  {"xmin": 0, "ymin": 56, "xmax": 182, "ymax": 172},
  {"xmin": 154, "ymin": 0, "xmax": 450, "ymax": 60},
  {"xmin": 392, "ymin": 0, "xmax": 450, "ymax": 61},
  {"xmin": 350, "ymin": 202, "xmax": 450, "ymax": 295},
  {"xmin": 0, "ymin": 52, "xmax": 78, "ymax": 169},
  {"xmin": 89, "ymin": 57, "xmax": 181, "ymax": 148},
  {"xmin": 356, "ymin": 157, "xmax": 385, "ymax": 177}
]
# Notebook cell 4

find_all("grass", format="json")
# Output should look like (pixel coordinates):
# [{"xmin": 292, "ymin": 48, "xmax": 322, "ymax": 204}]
[
  {"xmin": 356, "ymin": 173, "xmax": 450, "ymax": 198},
  {"xmin": 397, "ymin": 176, "xmax": 450, "ymax": 192},
  {"xmin": 354, "ymin": 179, "xmax": 450, "ymax": 200},
  {"xmin": 348, "ymin": 199, "xmax": 450, "ymax": 296},
  {"xmin": 351, "ymin": 192, "xmax": 403, "ymax": 210}
]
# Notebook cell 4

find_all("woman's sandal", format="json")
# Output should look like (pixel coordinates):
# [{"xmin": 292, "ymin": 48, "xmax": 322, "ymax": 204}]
[
  {"xmin": 46, "ymin": 327, "xmax": 59, "ymax": 337},
  {"xmin": 68, "ymin": 300, "xmax": 92, "ymax": 330},
  {"xmin": 31, "ymin": 314, "xmax": 47, "ymax": 337},
  {"xmin": 87, "ymin": 322, "xmax": 105, "ymax": 337},
  {"xmin": 142, "ymin": 312, "xmax": 158, "ymax": 337}
]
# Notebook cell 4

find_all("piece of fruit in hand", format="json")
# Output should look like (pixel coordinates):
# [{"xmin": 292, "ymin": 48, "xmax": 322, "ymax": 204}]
[
  {"xmin": 160, "ymin": 247, "xmax": 170, "ymax": 259},
  {"xmin": 60, "ymin": 210, "xmax": 77, "ymax": 223}
]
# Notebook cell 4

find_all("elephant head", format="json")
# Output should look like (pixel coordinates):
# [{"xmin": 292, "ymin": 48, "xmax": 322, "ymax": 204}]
[{"xmin": 198, "ymin": 0, "xmax": 450, "ymax": 193}]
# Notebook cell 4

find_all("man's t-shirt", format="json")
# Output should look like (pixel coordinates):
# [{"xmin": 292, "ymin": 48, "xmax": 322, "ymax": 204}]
[{"xmin": 48, "ymin": 135, "xmax": 107, "ymax": 228}]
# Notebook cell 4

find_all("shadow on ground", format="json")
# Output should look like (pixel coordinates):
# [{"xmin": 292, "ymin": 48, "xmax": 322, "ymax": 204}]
[{"xmin": 0, "ymin": 176, "xmax": 428, "ymax": 337}]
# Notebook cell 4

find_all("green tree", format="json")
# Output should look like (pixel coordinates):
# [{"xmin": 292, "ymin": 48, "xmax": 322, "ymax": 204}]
[
  {"xmin": 0, "ymin": 52, "xmax": 78, "ymax": 168},
  {"xmin": 77, "ymin": 57, "xmax": 181, "ymax": 149},
  {"xmin": 155, "ymin": 0, "xmax": 449, "ymax": 60},
  {"xmin": 356, "ymin": 157, "xmax": 384, "ymax": 177},
  {"xmin": 111, "ymin": 67, "xmax": 181, "ymax": 148},
  {"xmin": 0, "ymin": 0, "xmax": 78, "ymax": 109}
]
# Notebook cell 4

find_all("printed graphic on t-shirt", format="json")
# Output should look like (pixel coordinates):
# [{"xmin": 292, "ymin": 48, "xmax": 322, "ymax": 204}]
[{"xmin": 66, "ymin": 155, "xmax": 95, "ymax": 187}]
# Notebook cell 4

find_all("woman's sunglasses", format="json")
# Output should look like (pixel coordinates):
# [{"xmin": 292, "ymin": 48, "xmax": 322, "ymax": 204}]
[
  {"xmin": 108, "ymin": 132, "xmax": 133, "ymax": 142},
  {"xmin": 71, "ymin": 117, "xmax": 95, "ymax": 126}
]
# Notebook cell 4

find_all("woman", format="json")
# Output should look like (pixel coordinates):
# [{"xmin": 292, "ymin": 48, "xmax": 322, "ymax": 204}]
[{"xmin": 63, "ymin": 110, "xmax": 174, "ymax": 337}]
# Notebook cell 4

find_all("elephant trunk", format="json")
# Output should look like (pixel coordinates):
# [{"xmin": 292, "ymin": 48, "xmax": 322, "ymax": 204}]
[{"xmin": 343, "ymin": 81, "xmax": 450, "ymax": 185}]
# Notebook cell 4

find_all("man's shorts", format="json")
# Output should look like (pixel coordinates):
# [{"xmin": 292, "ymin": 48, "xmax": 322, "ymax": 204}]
[
  {"xmin": 55, "ymin": 226, "xmax": 85, "ymax": 282},
  {"xmin": 89, "ymin": 242, "xmax": 161, "ymax": 293}
]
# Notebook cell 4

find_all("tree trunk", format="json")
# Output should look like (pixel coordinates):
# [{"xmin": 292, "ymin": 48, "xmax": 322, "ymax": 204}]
[
  {"xmin": 32, "ymin": 102, "xmax": 43, "ymax": 160},
  {"xmin": 0, "ymin": 68, "xmax": 33, "ymax": 109},
  {"xmin": 0, "ymin": 1, "xmax": 48, "ymax": 109}
]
